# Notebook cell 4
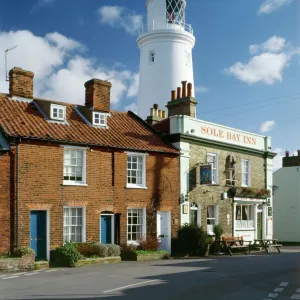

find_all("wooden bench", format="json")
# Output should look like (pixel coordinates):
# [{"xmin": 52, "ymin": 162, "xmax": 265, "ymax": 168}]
[
  {"xmin": 221, "ymin": 237, "xmax": 251, "ymax": 256},
  {"xmin": 253, "ymin": 239, "xmax": 282, "ymax": 254}
]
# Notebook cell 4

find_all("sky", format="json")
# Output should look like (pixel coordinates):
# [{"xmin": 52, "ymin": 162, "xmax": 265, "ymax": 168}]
[{"xmin": 0, "ymin": 0, "xmax": 299, "ymax": 171}]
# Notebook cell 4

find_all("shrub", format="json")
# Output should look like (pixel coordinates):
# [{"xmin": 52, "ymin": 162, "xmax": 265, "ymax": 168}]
[
  {"xmin": 93, "ymin": 243, "xmax": 108, "ymax": 257},
  {"xmin": 177, "ymin": 223, "xmax": 207, "ymax": 255},
  {"xmin": 138, "ymin": 236, "xmax": 159, "ymax": 251},
  {"xmin": 50, "ymin": 242, "xmax": 81, "ymax": 267},
  {"xmin": 106, "ymin": 244, "xmax": 121, "ymax": 257},
  {"xmin": 76, "ymin": 243, "xmax": 97, "ymax": 257},
  {"xmin": 15, "ymin": 248, "xmax": 35, "ymax": 257},
  {"xmin": 213, "ymin": 224, "xmax": 224, "ymax": 240}
]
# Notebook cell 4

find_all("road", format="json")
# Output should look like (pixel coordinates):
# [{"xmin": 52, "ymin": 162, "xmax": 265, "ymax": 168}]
[{"xmin": 1, "ymin": 250, "xmax": 300, "ymax": 300}]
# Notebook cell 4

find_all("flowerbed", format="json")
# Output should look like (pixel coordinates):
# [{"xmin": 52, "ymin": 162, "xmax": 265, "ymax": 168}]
[{"xmin": 50, "ymin": 242, "xmax": 121, "ymax": 267}]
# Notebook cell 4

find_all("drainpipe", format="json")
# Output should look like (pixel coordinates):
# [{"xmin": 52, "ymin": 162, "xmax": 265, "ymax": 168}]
[{"xmin": 16, "ymin": 142, "xmax": 19, "ymax": 250}]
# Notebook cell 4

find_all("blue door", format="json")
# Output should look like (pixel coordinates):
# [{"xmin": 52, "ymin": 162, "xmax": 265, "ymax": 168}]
[
  {"xmin": 30, "ymin": 211, "xmax": 47, "ymax": 260},
  {"xmin": 101, "ymin": 215, "xmax": 112, "ymax": 244}
]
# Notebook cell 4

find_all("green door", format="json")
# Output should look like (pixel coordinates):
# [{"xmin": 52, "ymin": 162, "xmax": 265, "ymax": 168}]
[{"xmin": 257, "ymin": 212, "xmax": 262, "ymax": 239}]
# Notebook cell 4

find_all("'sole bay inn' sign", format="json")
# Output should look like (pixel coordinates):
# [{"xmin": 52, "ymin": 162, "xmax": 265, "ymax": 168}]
[{"xmin": 200, "ymin": 126, "xmax": 257, "ymax": 146}]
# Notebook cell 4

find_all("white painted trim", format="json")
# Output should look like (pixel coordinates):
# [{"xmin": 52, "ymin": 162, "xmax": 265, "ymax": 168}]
[
  {"xmin": 127, "ymin": 208, "xmax": 146, "ymax": 245},
  {"xmin": 50, "ymin": 104, "xmax": 66, "ymax": 121},
  {"xmin": 125, "ymin": 152, "xmax": 149, "ymax": 156},
  {"xmin": 241, "ymin": 159, "xmax": 250, "ymax": 187},
  {"xmin": 100, "ymin": 213, "xmax": 115, "ymax": 244},
  {"xmin": 62, "ymin": 148, "xmax": 87, "ymax": 185},
  {"xmin": 207, "ymin": 152, "xmax": 218, "ymax": 184},
  {"xmin": 126, "ymin": 153, "xmax": 147, "ymax": 188},
  {"xmin": 93, "ymin": 112, "xmax": 108, "ymax": 127},
  {"xmin": 60, "ymin": 145, "xmax": 90, "ymax": 150},
  {"xmin": 125, "ymin": 185, "xmax": 148, "ymax": 190},
  {"xmin": 63, "ymin": 206, "xmax": 86, "ymax": 243}
]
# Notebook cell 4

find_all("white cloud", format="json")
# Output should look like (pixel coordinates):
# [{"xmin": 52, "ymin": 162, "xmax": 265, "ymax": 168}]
[
  {"xmin": 258, "ymin": 0, "xmax": 294, "ymax": 15},
  {"xmin": 127, "ymin": 73, "xmax": 139, "ymax": 97},
  {"xmin": 98, "ymin": 5, "xmax": 143, "ymax": 36},
  {"xmin": 124, "ymin": 102, "xmax": 138, "ymax": 114},
  {"xmin": 225, "ymin": 52, "xmax": 289, "ymax": 85},
  {"xmin": 249, "ymin": 36, "xmax": 286, "ymax": 54},
  {"xmin": 195, "ymin": 85, "xmax": 209, "ymax": 93},
  {"xmin": 260, "ymin": 120, "xmax": 276, "ymax": 133},
  {"xmin": 0, "ymin": 30, "xmax": 138, "ymax": 108}
]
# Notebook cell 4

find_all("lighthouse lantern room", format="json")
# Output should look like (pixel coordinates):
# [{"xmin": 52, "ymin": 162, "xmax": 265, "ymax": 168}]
[{"xmin": 137, "ymin": 0, "xmax": 195, "ymax": 118}]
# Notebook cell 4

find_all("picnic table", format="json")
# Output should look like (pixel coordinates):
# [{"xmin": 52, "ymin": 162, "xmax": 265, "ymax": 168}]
[
  {"xmin": 252, "ymin": 239, "xmax": 282, "ymax": 254},
  {"xmin": 218, "ymin": 237, "xmax": 252, "ymax": 256}
]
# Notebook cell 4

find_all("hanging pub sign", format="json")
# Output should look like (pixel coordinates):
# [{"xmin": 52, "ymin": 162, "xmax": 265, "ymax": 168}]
[{"xmin": 200, "ymin": 164, "xmax": 212, "ymax": 185}]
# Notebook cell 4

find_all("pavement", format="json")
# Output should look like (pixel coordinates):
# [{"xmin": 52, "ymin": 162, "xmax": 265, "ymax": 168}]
[{"xmin": 0, "ymin": 248, "xmax": 300, "ymax": 300}]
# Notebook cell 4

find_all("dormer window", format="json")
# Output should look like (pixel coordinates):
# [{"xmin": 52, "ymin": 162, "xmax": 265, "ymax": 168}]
[
  {"xmin": 51, "ymin": 104, "xmax": 66, "ymax": 121},
  {"xmin": 93, "ymin": 112, "xmax": 107, "ymax": 126}
]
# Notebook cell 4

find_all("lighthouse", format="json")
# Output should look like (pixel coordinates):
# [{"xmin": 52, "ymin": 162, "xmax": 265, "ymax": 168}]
[{"xmin": 137, "ymin": 0, "xmax": 195, "ymax": 118}]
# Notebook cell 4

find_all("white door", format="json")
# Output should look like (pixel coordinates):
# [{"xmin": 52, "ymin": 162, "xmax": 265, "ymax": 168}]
[{"xmin": 157, "ymin": 211, "xmax": 171, "ymax": 253}]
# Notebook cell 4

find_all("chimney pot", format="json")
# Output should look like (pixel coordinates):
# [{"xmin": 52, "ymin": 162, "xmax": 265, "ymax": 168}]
[
  {"xmin": 153, "ymin": 103, "xmax": 158, "ymax": 110},
  {"xmin": 177, "ymin": 87, "xmax": 181, "ymax": 99},
  {"xmin": 171, "ymin": 90, "xmax": 176, "ymax": 101},
  {"xmin": 187, "ymin": 83, "xmax": 193, "ymax": 97},
  {"xmin": 182, "ymin": 81, "xmax": 187, "ymax": 97},
  {"xmin": 9, "ymin": 67, "xmax": 34, "ymax": 99},
  {"xmin": 162, "ymin": 110, "xmax": 166, "ymax": 118},
  {"xmin": 84, "ymin": 79, "xmax": 112, "ymax": 112},
  {"xmin": 286, "ymin": 150, "xmax": 290, "ymax": 157}
]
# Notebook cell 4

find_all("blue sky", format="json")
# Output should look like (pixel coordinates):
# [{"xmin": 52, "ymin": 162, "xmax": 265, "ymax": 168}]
[{"xmin": 0, "ymin": 0, "xmax": 299, "ymax": 169}]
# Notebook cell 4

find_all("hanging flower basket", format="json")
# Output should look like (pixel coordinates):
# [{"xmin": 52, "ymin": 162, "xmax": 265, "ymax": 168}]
[{"xmin": 229, "ymin": 187, "xmax": 271, "ymax": 199}]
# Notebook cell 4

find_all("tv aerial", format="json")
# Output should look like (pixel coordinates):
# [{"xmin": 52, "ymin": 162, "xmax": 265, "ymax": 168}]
[{"xmin": 4, "ymin": 45, "xmax": 17, "ymax": 81}]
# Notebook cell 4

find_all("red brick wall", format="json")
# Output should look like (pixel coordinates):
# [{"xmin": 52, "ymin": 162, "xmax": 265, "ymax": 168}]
[
  {"xmin": 0, "ymin": 152, "xmax": 12, "ymax": 254},
  {"xmin": 16, "ymin": 142, "xmax": 180, "ymax": 250}
]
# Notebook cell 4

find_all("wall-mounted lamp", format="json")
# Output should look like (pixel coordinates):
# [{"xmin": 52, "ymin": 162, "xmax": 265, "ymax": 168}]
[{"xmin": 221, "ymin": 192, "xmax": 227, "ymax": 200}]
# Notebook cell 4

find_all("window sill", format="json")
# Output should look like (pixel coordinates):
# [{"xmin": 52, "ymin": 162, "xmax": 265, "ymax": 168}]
[
  {"xmin": 62, "ymin": 182, "xmax": 88, "ymax": 187},
  {"xmin": 235, "ymin": 228, "xmax": 255, "ymax": 231},
  {"xmin": 126, "ymin": 185, "xmax": 148, "ymax": 190}
]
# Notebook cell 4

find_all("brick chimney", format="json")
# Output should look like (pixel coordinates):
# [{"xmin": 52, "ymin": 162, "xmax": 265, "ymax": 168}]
[
  {"xmin": 166, "ymin": 81, "xmax": 198, "ymax": 118},
  {"xmin": 146, "ymin": 104, "xmax": 166, "ymax": 125},
  {"xmin": 84, "ymin": 79, "xmax": 112, "ymax": 112},
  {"xmin": 9, "ymin": 67, "xmax": 34, "ymax": 99},
  {"xmin": 282, "ymin": 150, "xmax": 300, "ymax": 167}
]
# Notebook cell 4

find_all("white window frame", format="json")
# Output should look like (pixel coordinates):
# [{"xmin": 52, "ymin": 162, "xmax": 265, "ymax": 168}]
[
  {"xmin": 50, "ymin": 104, "xmax": 66, "ymax": 121},
  {"xmin": 127, "ymin": 208, "xmax": 146, "ymax": 245},
  {"xmin": 207, "ymin": 205, "xmax": 219, "ymax": 235},
  {"xmin": 235, "ymin": 204, "xmax": 254, "ymax": 229},
  {"xmin": 190, "ymin": 203, "xmax": 201, "ymax": 227},
  {"xmin": 63, "ymin": 206, "xmax": 86, "ymax": 243},
  {"xmin": 149, "ymin": 50, "xmax": 155, "ymax": 64},
  {"xmin": 241, "ymin": 159, "xmax": 251, "ymax": 187},
  {"xmin": 126, "ymin": 152, "xmax": 147, "ymax": 189},
  {"xmin": 207, "ymin": 153, "xmax": 218, "ymax": 184},
  {"xmin": 93, "ymin": 112, "xmax": 107, "ymax": 127},
  {"xmin": 63, "ymin": 147, "xmax": 87, "ymax": 186}
]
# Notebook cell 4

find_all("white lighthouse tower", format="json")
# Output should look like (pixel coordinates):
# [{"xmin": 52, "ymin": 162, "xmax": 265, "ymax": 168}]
[{"xmin": 137, "ymin": 0, "xmax": 195, "ymax": 118}]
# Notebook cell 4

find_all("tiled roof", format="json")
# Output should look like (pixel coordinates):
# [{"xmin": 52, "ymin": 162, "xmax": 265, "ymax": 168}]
[
  {"xmin": 0, "ymin": 94, "xmax": 179, "ymax": 154},
  {"xmin": 152, "ymin": 118, "xmax": 170, "ymax": 133}
]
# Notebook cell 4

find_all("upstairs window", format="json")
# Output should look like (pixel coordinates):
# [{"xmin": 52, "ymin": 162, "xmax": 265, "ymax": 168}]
[
  {"xmin": 127, "ymin": 153, "xmax": 146, "ymax": 188},
  {"xmin": 241, "ymin": 159, "xmax": 250, "ymax": 187},
  {"xmin": 63, "ymin": 148, "xmax": 86, "ymax": 185},
  {"xmin": 207, "ymin": 153, "xmax": 218, "ymax": 184},
  {"xmin": 93, "ymin": 112, "xmax": 107, "ymax": 127},
  {"xmin": 149, "ymin": 51, "xmax": 155, "ymax": 64},
  {"xmin": 51, "ymin": 104, "xmax": 66, "ymax": 121}
]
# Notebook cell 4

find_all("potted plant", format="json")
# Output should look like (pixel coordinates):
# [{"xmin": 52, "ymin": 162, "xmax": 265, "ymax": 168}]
[
  {"xmin": 213, "ymin": 224, "xmax": 224, "ymax": 255},
  {"xmin": 204, "ymin": 235, "xmax": 213, "ymax": 257}
]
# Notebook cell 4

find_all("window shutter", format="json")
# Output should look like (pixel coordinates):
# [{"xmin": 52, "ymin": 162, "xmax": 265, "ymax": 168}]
[{"xmin": 248, "ymin": 161, "xmax": 251, "ymax": 187}]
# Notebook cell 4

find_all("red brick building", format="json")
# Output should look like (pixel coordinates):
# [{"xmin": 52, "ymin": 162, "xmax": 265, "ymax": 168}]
[{"xmin": 0, "ymin": 67, "xmax": 180, "ymax": 260}]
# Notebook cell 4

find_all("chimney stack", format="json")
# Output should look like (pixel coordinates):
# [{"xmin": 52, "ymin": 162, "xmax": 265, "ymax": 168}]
[
  {"xmin": 177, "ymin": 87, "xmax": 181, "ymax": 99},
  {"xmin": 298, "ymin": 150, "xmax": 300, "ymax": 156},
  {"xmin": 187, "ymin": 83, "xmax": 193, "ymax": 97},
  {"xmin": 171, "ymin": 90, "xmax": 176, "ymax": 101},
  {"xmin": 9, "ymin": 67, "xmax": 34, "ymax": 99},
  {"xmin": 182, "ymin": 81, "xmax": 187, "ymax": 97},
  {"xmin": 286, "ymin": 150, "xmax": 290, "ymax": 157},
  {"xmin": 146, "ymin": 104, "xmax": 167, "ymax": 125},
  {"xmin": 84, "ymin": 79, "xmax": 112, "ymax": 112}
]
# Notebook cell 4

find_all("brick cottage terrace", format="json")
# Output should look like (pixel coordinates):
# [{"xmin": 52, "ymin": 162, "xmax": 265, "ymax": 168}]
[{"xmin": 0, "ymin": 67, "xmax": 181, "ymax": 261}]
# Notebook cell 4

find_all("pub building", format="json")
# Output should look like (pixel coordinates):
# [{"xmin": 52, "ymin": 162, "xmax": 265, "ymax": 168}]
[{"xmin": 147, "ymin": 81, "xmax": 276, "ymax": 241}]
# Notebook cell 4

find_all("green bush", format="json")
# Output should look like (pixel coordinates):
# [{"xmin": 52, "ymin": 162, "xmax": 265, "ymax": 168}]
[
  {"xmin": 15, "ymin": 248, "xmax": 35, "ymax": 257},
  {"xmin": 106, "ymin": 244, "xmax": 121, "ymax": 257},
  {"xmin": 50, "ymin": 242, "xmax": 82, "ymax": 267},
  {"xmin": 136, "ymin": 250, "xmax": 170, "ymax": 258},
  {"xmin": 177, "ymin": 223, "xmax": 207, "ymax": 256},
  {"xmin": 93, "ymin": 243, "xmax": 108, "ymax": 257},
  {"xmin": 213, "ymin": 224, "xmax": 224, "ymax": 240},
  {"xmin": 120, "ymin": 244, "xmax": 137, "ymax": 261},
  {"xmin": 76, "ymin": 243, "xmax": 97, "ymax": 257}
]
